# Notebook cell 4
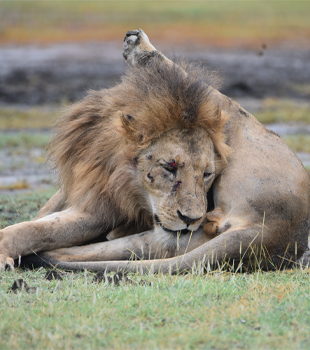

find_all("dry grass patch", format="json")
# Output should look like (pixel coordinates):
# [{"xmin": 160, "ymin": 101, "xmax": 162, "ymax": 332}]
[
  {"xmin": 0, "ymin": 106, "xmax": 59, "ymax": 130},
  {"xmin": 283, "ymin": 135, "xmax": 310, "ymax": 154},
  {"xmin": 0, "ymin": 179, "xmax": 29, "ymax": 191},
  {"xmin": 255, "ymin": 98, "xmax": 310, "ymax": 124}
]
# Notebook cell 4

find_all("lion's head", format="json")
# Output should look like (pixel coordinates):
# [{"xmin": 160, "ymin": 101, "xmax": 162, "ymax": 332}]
[
  {"xmin": 136, "ymin": 128, "xmax": 216, "ymax": 233},
  {"xmin": 49, "ymin": 59, "xmax": 231, "ymax": 234}
]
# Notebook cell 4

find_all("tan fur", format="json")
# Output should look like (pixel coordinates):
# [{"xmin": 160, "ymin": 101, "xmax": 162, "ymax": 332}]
[
  {"xmin": 49, "ymin": 60, "xmax": 229, "ymax": 221},
  {"xmin": 0, "ymin": 29, "xmax": 309, "ymax": 273}
]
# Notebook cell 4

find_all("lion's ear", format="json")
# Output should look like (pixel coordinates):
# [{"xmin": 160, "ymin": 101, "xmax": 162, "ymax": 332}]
[
  {"xmin": 113, "ymin": 111, "xmax": 126, "ymax": 135},
  {"xmin": 114, "ymin": 110, "xmax": 134, "ymax": 133},
  {"xmin": 119, "ymin": 111, "xmax": 137, "ymax": 138},
  {"xmin": 114, "ymin": 111, "xmax": 136, "ymax": 138}
]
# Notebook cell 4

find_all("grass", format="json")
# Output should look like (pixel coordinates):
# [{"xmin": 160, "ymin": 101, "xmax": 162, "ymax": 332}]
[
  {"xmin": 0, "ymin": 132, "xmax": 50, "ymax": 150},
  {"xmin": 255, "ymin": 98, "xmax": 310, "ymax": 124},
  {"xmin": 0, "ymin": 190, "xmax": 310, "ymax": 349},
  {"xmin": 0, "ymin": 106, "xmax": 59, "ymax": 130},
  {"xmin": 0, "ymin": 189, "xmax": 56, "ymax": 227},
  {"xmin": 0, "ymin": 131, "xmax": 51, "ymax": 178},
  {"xmin": 0, "ymin": 268, "xmax": 310, "ymax": 349},
  {"xmin": 0, "ymin": 1, "xmax": 310, "ymax": 48},
  {"xmin": 283, "ymin": 135, "xmax": 310, "ymax": 154},
  {"xmin": 0, "ymin": 180, "xmax": 30, "ymax": 191},
  {"xmin": 292, "ymin": 84, "xmax": 310, "ymax": 98}
]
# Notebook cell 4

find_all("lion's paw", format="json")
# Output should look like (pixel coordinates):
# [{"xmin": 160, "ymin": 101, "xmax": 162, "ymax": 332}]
[
  {"xmin": 0, "ymin": 254, "xmax": 14, "ymax": 271},
  {"xmin": 203, "ymin": 208, "xmax": 224, "ymax": 238},
  {"xmin": 123, "ymin": 29, "xmax": 157, "ymax": 66}
]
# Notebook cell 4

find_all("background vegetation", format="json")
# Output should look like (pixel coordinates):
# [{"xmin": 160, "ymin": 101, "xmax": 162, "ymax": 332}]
[{"xmin": 1, "ymin": 0, "xmax": 310, "ymax": 48}]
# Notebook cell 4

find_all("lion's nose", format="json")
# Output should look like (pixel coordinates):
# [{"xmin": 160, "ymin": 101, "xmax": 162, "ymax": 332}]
[{"xmin": 177, "ymin": 210, "xmax": 202, "ymax": 226}]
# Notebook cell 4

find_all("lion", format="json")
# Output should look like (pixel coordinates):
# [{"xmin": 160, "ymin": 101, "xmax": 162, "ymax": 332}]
[{"xmin": 0, "ymin": 29, "xmax": 309, "ymax": 273}]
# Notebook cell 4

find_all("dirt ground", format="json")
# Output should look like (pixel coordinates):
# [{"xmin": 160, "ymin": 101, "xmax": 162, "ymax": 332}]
[{"xmin": 0, "ymin": 42, "xmax": 310, "ymax": 105}]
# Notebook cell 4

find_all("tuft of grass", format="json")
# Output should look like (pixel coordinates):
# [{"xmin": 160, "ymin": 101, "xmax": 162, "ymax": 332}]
[
  {"xmin": 0, "ymin": 106, "xmax": 59, "ymax": 130},
  {"xmin": 283, "ymin": 135, "xmax": 310, "ymax": 154},
  {"xmin": 255, "ymin": 98, "xmax": 310, "ymax": 124}
]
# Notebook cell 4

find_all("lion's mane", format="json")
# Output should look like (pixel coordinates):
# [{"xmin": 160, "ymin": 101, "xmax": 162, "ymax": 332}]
[{"xmin": 49, "ymin": 59, "xmax": 231, "ymax": 231}]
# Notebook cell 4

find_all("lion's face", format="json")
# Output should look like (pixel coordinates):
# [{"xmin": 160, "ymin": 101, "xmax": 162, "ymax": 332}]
[{"xmin": 137, "ymin": 128, "xmax": 216, "ymax": 234}]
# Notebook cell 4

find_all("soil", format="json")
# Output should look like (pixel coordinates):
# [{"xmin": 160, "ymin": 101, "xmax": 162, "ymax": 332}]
[
  {"xmin": 92, "ymin": 271, "xmax": 132, "ymax": 285},
  {"xmin": 0, "ymin": 42, "xmax": 309, "ymax": 105},
  {"xmin": 8, "ymin": 279, "xmax": 36, "ymax": 293},
  {"xmin": 45, "ymin": 270, "xmax": 64, "ymax": 281}
]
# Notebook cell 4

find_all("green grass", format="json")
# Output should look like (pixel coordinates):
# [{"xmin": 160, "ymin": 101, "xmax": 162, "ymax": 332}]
[
  {"xmin": 0, "ymin": 131, "xmax": 51, "ymax": 175},
  {"xmin": 283, "ymin": 135, "xmax": 310, "ymax": 154},
  {"xmin": 0, "ymin": 106, "xmax": 59, "ymax": 130},
  {"xmin": 1, "ymin": 190, "xmax": 310, "ymax": 349},
  {"xmin": 0, "ymin": 0, "xmax": 309, "ymax": 47},
  {"xmin": 255, "ymin": 99, "xmax": 310, "ymax": 124},
  {"xmin": 0, "ymin": 132, "xmax": 50, "ymax": 150},
  {"xmin": 0, "ymin": 189, "xmax": 56, "ymax": 227},
  {"xmin": 1, "ymin": 263, "xmax": 310, "ymax": 349}
]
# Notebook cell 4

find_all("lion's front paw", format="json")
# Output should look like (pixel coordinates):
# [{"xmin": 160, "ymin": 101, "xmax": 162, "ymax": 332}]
[
  {"xmin": 0, "ymin": 254, "xmax": 14, "ymax": 271},
  {"xmin": 123, "ymin": 29, "xmax": 157, "ymax": 66}
]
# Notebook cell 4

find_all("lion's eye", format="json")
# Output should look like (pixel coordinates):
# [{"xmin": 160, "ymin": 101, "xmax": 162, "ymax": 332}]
[
  {"xmin": 204, "ymin": 172, "xmax": 212, "ymax": 179},
  {"xmin": 158, "ymin": 159, "xmax": 177, "ymax": 175},
  {"xmin": 164, "ymin": 166, "xmax": 176, "ymax": 175}
]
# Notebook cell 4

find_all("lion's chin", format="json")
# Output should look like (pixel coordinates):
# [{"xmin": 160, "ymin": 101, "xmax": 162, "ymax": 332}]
[{"xmin": 154, "ymin": 215, "xmax": 191, "ymax": 235}]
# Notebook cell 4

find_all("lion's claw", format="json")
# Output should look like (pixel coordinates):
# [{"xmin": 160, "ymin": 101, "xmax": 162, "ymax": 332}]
[{"xmin": 0, "ymin": 254, "xmax": 14, "ymax": 271}]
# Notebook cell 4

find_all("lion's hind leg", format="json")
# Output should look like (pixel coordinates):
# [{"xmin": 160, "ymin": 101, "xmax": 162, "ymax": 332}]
[
  {"xmin": 31, "ymin": 230, "xmax": 168, "ymax": 266},
  {"xmin": 24, "ymin": 228, "xmax": 211, "ymax": 268},
  {"xmin": 123, "ymin": 29, "xmax": 173, "ymax": 67},
  {"xmin": 25, "ymin": 226, "xmax": 274, "ymax": 274}
]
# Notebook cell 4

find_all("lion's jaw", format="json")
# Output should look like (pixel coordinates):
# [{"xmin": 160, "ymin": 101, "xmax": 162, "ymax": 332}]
[{"xmin": 137, "ymin": 129, "xmax": 216, "ymax": 234}]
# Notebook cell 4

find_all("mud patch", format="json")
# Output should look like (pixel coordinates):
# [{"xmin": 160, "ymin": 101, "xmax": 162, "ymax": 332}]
[
  {"xmin": 0, "ymin": 44, "xmax": 310, "ymax": 105},
  {"xmin": 93, "ymin": 271, "xmax": 132, "ymax": 286},
  {"xmin": 45, "ymin": 270, "xmax": 64, "ymax": 281},
  {"xmin": 93, "ymin": 271, "xmax": 152, "ymax": 286},
  {"xmin": 8, "ymin": 279, "xmax": 37, "ymax": 293}
]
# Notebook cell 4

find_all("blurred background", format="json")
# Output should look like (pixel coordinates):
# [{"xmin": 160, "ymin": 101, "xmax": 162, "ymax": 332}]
[{"xmin": 0, "ymin": 0, "xmax": 310, "ymax": 193}]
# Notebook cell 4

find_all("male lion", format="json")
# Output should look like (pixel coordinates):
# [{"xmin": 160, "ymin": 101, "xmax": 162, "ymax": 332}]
[{"xmin": 0, "ymin": 30, "xmax": 309, "ymax": 273}]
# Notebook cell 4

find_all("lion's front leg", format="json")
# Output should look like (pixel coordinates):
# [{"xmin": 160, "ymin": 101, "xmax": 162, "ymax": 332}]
[
  {"xmin": 0, "ymin": 208, "xmax": 103, "ymax": 270},
  {"xmin": 28, "ymin": 227, "xmax": 211, "ymax": 267}
]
